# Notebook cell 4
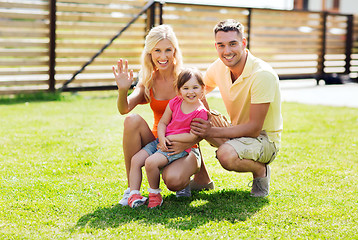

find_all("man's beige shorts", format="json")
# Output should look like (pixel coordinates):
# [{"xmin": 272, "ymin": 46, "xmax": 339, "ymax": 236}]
[
  {"xmin": 226, "ymin": 133, "xmax": 277, "ymax": 164},
  {"xmin": 209, "ymin": 110, "xmax": 278, "ymax": 164}
]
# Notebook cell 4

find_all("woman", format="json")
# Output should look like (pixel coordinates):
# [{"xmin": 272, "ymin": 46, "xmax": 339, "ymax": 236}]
[{"xmin": 112, "ymin": 25, "xmax": 212, "ymax": 206}]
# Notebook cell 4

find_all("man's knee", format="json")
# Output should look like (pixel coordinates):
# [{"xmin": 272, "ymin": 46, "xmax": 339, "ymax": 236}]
[{"xmin": 216, "ymin": 144, "xmax": 239, "ymax": 171}]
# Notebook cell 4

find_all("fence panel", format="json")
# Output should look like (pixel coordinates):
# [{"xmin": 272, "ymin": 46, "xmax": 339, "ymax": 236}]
[
  {"xmin": 0, "ymin": 1, "xmax": 357, "ymax": 95},
  {"xmin": 0, "ymin": 0, "xmax": 50, "ymax": 94},
  {"xmin": 249, "ymin": 9, "xmax": 323, "ymax": 78},
  {"xmin": 55, "ymin": 0, "xmax": 147, "ymax": 90},
  {"xmin": 324, "ymin": 14, "xmax": 349, "ymax": 75},
  {"xmin": 351, "ymin": 15, "xmax": 358, "ymax": 78},
  {"xmin": 160, "ymin": 3, "xmax": 249, "ymax": 71},
  {"xmin": 161, "ymin": 4, "xmax": 356, "ymax": 82}
]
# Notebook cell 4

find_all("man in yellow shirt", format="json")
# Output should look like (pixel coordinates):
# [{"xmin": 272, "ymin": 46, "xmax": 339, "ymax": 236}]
[{"xmin": 191, "ymin": 19, "xmax": 283, "ymax": 197}]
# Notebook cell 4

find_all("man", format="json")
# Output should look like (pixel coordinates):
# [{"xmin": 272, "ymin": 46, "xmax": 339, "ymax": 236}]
[{"xmin": 191, "ymin": 19, "xmax": 283, "ymax": 197}]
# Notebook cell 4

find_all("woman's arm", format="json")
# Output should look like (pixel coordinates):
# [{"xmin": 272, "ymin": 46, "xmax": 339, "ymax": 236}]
[
  {"xmin": 113, "ymin": 59, "xmax": 147, "ymax": 114},
  {"xmin": 117, "ymin": 83, "xmax": 147, "ymax": 114}
]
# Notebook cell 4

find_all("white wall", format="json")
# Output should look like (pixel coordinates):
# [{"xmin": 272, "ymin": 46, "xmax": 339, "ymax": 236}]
[
  {"xmin": 340, "ymin": 0, "xmax": 358, "ymax": 14},
  {"xmin": 309, "ymin": 0, "xmax": 358, "ymax": 14},
  {"xmin": 162, "ymin": 0, "xmax": 294, "ymax": 10},
  {"xmin": 162, "ymin": 0, "xmax": 357, "ymax": 14}
]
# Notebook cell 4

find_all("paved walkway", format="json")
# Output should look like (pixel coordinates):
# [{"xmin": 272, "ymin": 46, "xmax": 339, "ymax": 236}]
[
  {"xmin": 207, "ymin": 79, "xmax": 358, "ymax": 108},
  {"xmin": 280, "ymin": 79, "xmax": 358, "ymax": 108}
]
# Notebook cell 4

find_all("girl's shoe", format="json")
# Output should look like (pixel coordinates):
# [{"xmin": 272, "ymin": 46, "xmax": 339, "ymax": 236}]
[
  {"xmin": 148, "ymin": 193, "xmax": 163, "ymax": 208},
  {"xmin": 128, "ymin": 194, "xmax": 147, "ymax": 208}
]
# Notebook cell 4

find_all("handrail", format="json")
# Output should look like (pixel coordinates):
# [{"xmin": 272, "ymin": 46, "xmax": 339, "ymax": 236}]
[{"xmin": 60, "ymin": 0, "xmax": 155, "ymax": 91}]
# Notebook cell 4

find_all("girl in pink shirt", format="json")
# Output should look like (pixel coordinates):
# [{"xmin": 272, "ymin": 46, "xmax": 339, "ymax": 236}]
[{"xmin": 128, "ymin": 68, "xmax": 208, "ymax": 208}]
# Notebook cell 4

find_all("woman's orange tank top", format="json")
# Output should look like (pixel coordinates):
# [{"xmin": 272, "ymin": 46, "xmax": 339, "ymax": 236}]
[{"xmin": 149, "ymin": 89, "xmax": 171, "ymax": 138}]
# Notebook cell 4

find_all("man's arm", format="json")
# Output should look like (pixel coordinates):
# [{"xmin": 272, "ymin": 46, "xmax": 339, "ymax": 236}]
[{"xmin": 191, "ymin": 103, "xmax": 270, "ymax": 139}]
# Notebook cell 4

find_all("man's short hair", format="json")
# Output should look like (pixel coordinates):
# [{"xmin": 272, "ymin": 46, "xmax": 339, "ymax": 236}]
[{"xmin": 214, "ymin": 19, "xmax": 245, "ymax": 38}]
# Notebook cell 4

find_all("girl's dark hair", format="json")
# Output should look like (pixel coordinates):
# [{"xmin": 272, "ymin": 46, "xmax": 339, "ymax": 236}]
[{"xmin": 176, "ymin": 68, "xmax": 205, "ymax": 91}]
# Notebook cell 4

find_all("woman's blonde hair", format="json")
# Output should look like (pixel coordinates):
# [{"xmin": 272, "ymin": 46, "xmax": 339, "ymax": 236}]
[{"xmin": 139, "ymin": 25, "xmax": 183, "ymax": 101}]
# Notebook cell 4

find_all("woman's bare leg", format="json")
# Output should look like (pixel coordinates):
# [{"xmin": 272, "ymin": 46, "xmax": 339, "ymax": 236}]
[
  {"xmin": 192, "ymin": 159, "xmax": 212, "ymax": 185},
  {"xmin": 162, "ymin": 152, "xmax": 200, "ymax": 191},
  {"xmin": 123, "ymin": 114, "xmax": 155, "ymax": 187},
  {"xmin": 192, "ymin": 138, "xmax": 228, "ymax": 185}
]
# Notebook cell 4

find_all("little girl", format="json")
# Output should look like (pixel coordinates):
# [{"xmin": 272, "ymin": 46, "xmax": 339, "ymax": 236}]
[{"xmin": 127, "ymin": 67, "xmax": 208, "ymax": 208}]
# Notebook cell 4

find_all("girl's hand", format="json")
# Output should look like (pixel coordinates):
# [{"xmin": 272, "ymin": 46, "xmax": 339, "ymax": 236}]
[
  {"xmin": 158, "ymin": 137, "xmax": 171, "ymax": 152},
  {"xmin": 112, "ymin": 59, "xmax": 134, "ymax": 91}
]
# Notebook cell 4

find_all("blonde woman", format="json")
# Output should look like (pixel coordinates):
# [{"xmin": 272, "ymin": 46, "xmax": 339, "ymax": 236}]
[{"xmin": 113, "ymin": 25, "xmax": 213, "ymax": 206}]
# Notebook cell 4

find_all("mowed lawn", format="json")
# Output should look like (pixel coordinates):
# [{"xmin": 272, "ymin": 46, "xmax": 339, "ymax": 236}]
[{"xmin": 0, "ymin": 91, "xmax": 357, "ymax": 239}]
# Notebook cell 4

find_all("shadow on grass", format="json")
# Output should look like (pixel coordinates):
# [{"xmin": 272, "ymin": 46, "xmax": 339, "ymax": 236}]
[
  {"xmin": 74, "ymin": 189, "xmax": 269, "ymax": 231},
  {"xmin": 0, "ymin": 91, "xmax": 65, "ymax": 105},
  {"xmin": 0, "ymin": 91, "xmax": 119, "ymax": 105}
]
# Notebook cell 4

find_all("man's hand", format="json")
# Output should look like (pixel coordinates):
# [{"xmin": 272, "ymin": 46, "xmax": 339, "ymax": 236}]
[
  {"xmin": 190, "ymin": 117, "xmax": 212, "ymax": 138},
  {"xmin": 166, "ymin": 141, "xmax": 192, "ymax": 155}
]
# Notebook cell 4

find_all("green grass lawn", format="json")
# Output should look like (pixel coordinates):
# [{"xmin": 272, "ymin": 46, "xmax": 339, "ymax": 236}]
[{"xmin": 0, "ymin": 91, "xmax": 357, "ymax": 239}]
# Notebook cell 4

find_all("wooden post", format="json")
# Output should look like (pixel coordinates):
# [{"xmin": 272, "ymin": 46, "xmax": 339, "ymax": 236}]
[
  {"xmin": 293, "ymin": 0, "xmax": 302, "ymax": 10},
  {"xmin": 317, "ymin": 11, "xmax": 327, "ymax": 84},
  {"xmin": 332, "ymin": 0, "xmax": 340, "ymax": 12},
  {"xmin": 322, "ymin": 0, "xmax": 326, "ymax": 11},
  {"xmin": 49, "ymin": 0, "xmax": 56, "ymax": 92},
  {"xmin": 344, "ymin": 14, "xmax": 353, "ymax": 75},
  {"xmin": 159, "ymin": 2, "xmax": 163, "ymax": 25},
  {"xmin": 246, "ymin": 8, "xmax": 252, "ymax": 50},
  {"xmin": 146, "ymin": 2, "xmax": 155, "ymax": 33},
  {"xmin": 145, "ymin": 2, "xmax": 162, "ymax": 33}
]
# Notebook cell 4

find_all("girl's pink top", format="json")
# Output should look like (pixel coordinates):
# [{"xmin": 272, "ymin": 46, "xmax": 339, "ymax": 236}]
[{"xmin": 166, "ymin": 96, "xmax": 208, "ymax": 137}]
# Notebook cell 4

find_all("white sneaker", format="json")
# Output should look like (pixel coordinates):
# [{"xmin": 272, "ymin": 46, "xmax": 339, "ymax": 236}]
[{"xmin": 119, "ymin": 188, "xmax": 130, "ymax": 206}]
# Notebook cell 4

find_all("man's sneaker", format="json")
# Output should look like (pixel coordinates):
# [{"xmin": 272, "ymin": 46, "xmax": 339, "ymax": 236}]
[
  {"xmin": 148, "ymin": 193, "xmax": 163, "ymax": 208},
  {"xmin": 176, "ymin": 185, "xmax": 191, "ymax": 197},
  {"xmin": 119, "ymin": 188, "xmax": 131, "ymax": 206},
  {"xmin": 189, "ymin": 179, "xmax": 214, "ymax": 191},
  {"xmin": 249, "ymin": 165, "xmax": 271, "ymax": 197},
  {"xmin": 128, "ymin": 194, "xmax": 147, "ymax": 208}
]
